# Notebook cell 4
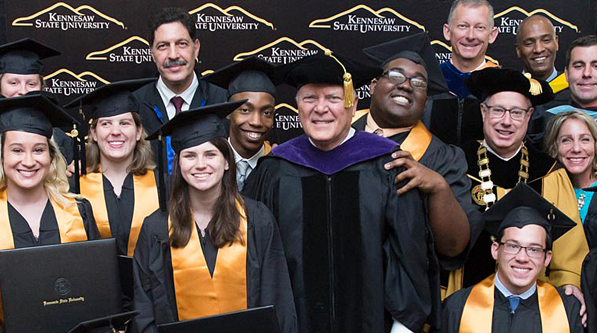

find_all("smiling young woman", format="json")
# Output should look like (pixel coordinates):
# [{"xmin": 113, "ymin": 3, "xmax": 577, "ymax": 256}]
[{"xmin": 546, "ymin": 110, "xmax": 597, "ymax": 248}]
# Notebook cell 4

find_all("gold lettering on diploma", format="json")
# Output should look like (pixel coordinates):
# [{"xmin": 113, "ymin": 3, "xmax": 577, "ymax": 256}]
[{"xmin": 42, "ymin": 296, "xmax": 85, "ymax": 306}]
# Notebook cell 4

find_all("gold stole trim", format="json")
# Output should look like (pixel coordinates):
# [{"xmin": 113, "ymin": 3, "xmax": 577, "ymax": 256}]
[
  {"xmin": 460, "ymin": 274, "xmax": 570, "ymax": 333},
  {"xmin": 264, "ymin": 142, "xmax": 272, "ymax": 156},
  {"xmin": 351, "ymin": 109, "xmax": 369, "ymax": 124},
  {"xmin": 81, "ymin": 169, "xmax": 160, "ymax": 256},
  {"xmin": 400, "ymin": 121, "xmax": 432, "ymax": 162},
  {"xmin": 170, "ymin": 201, "xmax": 248, "ymax": 320},
  {"xmin": 549, "ymin": 73, "xmax": 569, "ymax": 94},
  {"xmin": 0, "ymin": 190, "xmax": 15, "ymax": 250}
]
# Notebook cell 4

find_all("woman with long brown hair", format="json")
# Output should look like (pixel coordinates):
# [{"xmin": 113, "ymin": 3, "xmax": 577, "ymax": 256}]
[{"xmin": 131, "ymin": 101, "xmax": 296, "ymax": 333}]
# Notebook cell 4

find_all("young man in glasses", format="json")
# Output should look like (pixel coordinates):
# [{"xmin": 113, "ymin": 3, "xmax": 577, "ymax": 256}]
[
  {"xmin": 454, "ymin": 68, "xmax": 588, "ymax": 317},
  {"xmin": 442, "ymin": 183, "xmax": 584, "ymax": 333}
]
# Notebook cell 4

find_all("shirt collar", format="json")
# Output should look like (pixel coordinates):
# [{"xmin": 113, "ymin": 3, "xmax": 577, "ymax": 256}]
[
  {"xmin": 365, "ymin": 113, "xmax": 411, "ymax": 137},
  {"xmin": 495, "ymin": 272, "xmax": 536, "ymax": 300},
  {"xmin": 308, "ymin": 127, "xmax": 356, "ymax": 149},
  {"xmin": 522, "ymin": 68, "xmax": 558, "ymax": 82},
  {"xmin": 156, "ymin": 72, "xmax": 199, "ymax": 107},
  {"xmin": 228, "ymin": 137, "xmax": 265, "ymax": 169},
  {"xmin": 483, "ymin": 140, "xmax": 522, "ymax": 161}
]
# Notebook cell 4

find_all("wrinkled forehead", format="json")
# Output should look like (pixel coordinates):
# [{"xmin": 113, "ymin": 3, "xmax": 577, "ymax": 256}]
[
  {"xmin": 451, "ymin": 3, "xmax": 493, "ymax": 25},
  {"xmin": 485, "ymin": 91, "xmax": 532, "ymax": 108},
  {"xmin": 297, "ymin": 83, "xmax": 345, "ymax": 96}
]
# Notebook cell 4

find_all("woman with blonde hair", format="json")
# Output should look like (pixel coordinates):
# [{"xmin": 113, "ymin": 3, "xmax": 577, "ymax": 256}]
[
  {"xmin": 0, "ymin": 93, "xmax": 98, "ymax": 249},
  {"xmin": 545, "ymin": 110, "xmax": 597, "ymax": 248},
  {"xmin": 67, "ymin": 79, "xmax": 160, "ymax": 256},
  {"xmin": 131, "ymin": 101, "xmax": 296, "ymax": 333}
]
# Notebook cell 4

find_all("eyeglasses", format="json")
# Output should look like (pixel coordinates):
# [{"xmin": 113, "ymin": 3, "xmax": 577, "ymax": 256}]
[
  {"xmin": 381, "ymin": 69, "xmax": 428, "ymax": 90},
  {"xmin": 499, "ymin": 242, "xmax": 546, "ymax": 258},
  {"xmin": 483, "ymin": 104, "xmax": 531, "ymax": 121}
]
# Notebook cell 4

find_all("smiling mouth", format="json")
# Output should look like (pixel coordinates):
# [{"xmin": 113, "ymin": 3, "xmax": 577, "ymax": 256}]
[
  {"xmin": 531, "ymin": 56, "xmax": 548, "ymax": 63},
  {"xmin": 108, "ymin": 141, "xmax": 125, "ymax": 148},
  {"xmin": 496, "ymin": 129, "xmax": 514, "ymax": 136},
  {"xmin": 243, "ymin": 131, "xmax": 263, "ymax": 140},
  {"xmin": 313, "ymin": 120, "xmax": 333, "ymax": 124},
  {"xmin": 17, "ymin": 169, "xmax": 38, "ymax": 177},
  {"xmin": 391, "ymin": 95, "xmax": 411, "ymax": 105},
  {"xmin": 512, "ymin": 266, "xmax": 531, "ymax": 273},
  {"xmin": 192, "ymin": 173, "xmax": 210, "ymax": 179}
]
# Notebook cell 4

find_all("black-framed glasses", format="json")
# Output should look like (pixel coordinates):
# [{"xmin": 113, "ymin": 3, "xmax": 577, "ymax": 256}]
[
  {"xmin": 380, "ymin": 69, "xmax": 428, "ymax": 90},
  {"xmin": 498, "ymin": 242, "xmax": 546, "ymax": 258},
  {"xmin": 483, "ymin": 104, "xmax": 531, "ymax": 121}
]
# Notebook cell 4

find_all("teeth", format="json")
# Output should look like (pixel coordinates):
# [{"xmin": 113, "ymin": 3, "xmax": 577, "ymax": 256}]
[
  {"xmin": 392, "ymin": 96, "xmax": 409, "ymax": 105},
  {"xmin": 513, "ymin": 267, "xmax": 530, "ymax": 272},
  {"xmin": 569, "ymin": 158, "xmax": 585, "ymax": 162},
  {"xmin": 246, "ymin": 132, "xmax": 261, "ymax": 139},
  {"xmin": 193, "ymin": 173, "xmax": 209, "ymax": 178},
  {"xmin": 19, "ymin": 170, "xmax": 35, "ymax": 176},
  {"xmin": 497, "ymin": 130, "xmax": 512, "ymax": 135},
  {"xmin": 534, "ymin": 56, "xmax": 547, "ymax": 62}
]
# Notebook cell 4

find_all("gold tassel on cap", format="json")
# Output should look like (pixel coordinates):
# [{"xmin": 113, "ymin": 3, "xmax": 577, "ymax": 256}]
[
  {"xmin": 324, "ymin": 49, "xmax": 355, "ymax": 108},
  {"xmin": 524, "ymin": 73, "xmax": 542, "ymax": 96}
]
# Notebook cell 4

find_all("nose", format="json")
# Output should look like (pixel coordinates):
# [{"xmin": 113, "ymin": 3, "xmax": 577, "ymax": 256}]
[
  {"xmin": 195, "ymin": 156, "xmax": 207, "ymax": 169},
  {"xmin": 501, "ymin": 111, "xmax": 513, "ymax": 126},
  {"xmin": 572, "ymin": 139, "xmax": 582, "ymax": 152},
  {"xmin": 532, "ymin": 41, "xmax": 545, "ymax": 54},
  {"xmin": 167, "ymin": 44, "xmax": 178, "ymax": 59},
  {"xmin": 466, "ymin": 26, "xmax": 475, "ymax": 39},
  {"xmin": 515, "ymin": 247, "xmax": 530, "ymax": 262},
  {"xmin": 21, "ymin": 151, "xmax": 35, "ymax": 167},
  {"xmin": 16, "ymin": 83, "xmax": 28, "ymax": 97},
  {"xmin": 583, "ymin": 64, "xmax": 593, "ymax": 78},
  {"xmin": 312, "ymin": 97, "xmax": 328, "ymax": 115},
  {"xmin": 247, "ymin": 111, "xmax": 262, "ymax": 128}
]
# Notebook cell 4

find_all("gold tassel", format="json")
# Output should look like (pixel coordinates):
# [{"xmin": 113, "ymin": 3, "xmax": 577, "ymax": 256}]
[
  {"xmin": 324, "ymin": 49, "xmax": 355, "ymax": 108},
  {"xmin": 524, "ymin": 73, "xmax": 542, "ymax": 96}
]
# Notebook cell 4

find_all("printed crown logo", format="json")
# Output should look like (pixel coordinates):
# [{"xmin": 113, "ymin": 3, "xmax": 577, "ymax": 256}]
[
  {"xmin": 12, "ymin": 2, "xmax": 125, "ymax": 29},
  {"xmin": 234, "ymin": 37, "xmax": 327, "ymax": 63},
  {"xmin": 493, "ymin": 6, "xmax": 579, "ymax": 32},
  {"xmin": 189, "ymin": 3, "xmax": 275, "ymax": 30},
  {"xmin": 309, "ymin": 5, "xmax": 425, "ymax": 33}
]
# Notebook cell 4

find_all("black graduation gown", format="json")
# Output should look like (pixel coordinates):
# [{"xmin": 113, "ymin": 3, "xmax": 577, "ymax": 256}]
[
  {"xmin": 352, "ymin": 117, "xmax": 481, "ymax": 270},
  {"xmin": 243, "ymin": 132, "xmax": 441, "ymax": 333},
  {"xmin": 130, "ymin": 197, "xmax": 298, "ymax": 333},
  {"xmin": 582, "ymin": 190, "xmax": 597, "ymax": 249},
  {"xmin": 102, "ymin": 173, "xmax": 135, "ymax": 255},
  {"xmin": 8, "ymin": 198, "xmax": 99, "ymax": 248},
  {"xmin": 441, "ymin": 283, "xmax": 584, "ymax": 333},
  {"xmin": 132, "ymin": 75, "xmax": 227, "ymax": 173}
]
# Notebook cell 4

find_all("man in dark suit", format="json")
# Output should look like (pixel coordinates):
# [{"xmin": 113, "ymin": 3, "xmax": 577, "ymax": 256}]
[{"xmin": 133, "ymin": 7, "xmax": 226, "ymax": 173}]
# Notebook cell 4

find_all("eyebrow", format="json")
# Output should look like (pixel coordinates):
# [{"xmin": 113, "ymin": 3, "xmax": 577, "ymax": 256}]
[{"xmin": 388, "ymin": 67, "xmax": 428, "ymax": 80}]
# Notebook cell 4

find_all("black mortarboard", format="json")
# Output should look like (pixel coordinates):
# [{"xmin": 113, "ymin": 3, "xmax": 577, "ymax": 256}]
[
  {"xmin": 483, "ymin": 183, "xmax": 576, "ymax": 242},
  {"xmin": 64, "ymin": 78, "xmax": 157, "ymax": 121},
  {"xmin": 0, "ymin": 92, "xmax": 78, "ymax": 138},
  {"xmin": 362, "ymin": 32, "xmax": 449, "ymax": 96},
  {"xmin": 67, "ymin": 311, "xmax": 139, "ymax": 333},
  {"xmin": 281, "ymin": 51, "xmax": 381, "ymax": 108},
  {"xmin": 467, "ymin": 68, "xmax": 554, "ymax": 106},
  {"xmin": 0, "ymin": 38, "xmax": 61, "ymax": 75},
  {"xmin": 202, "ymin": 56, "xmax": 281, "ymax": 99},
  {"xmin": 146, "ymin": 100, "xmax": 246, "ymax": 211}
]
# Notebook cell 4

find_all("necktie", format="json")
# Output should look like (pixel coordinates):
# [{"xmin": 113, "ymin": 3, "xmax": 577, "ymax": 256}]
[
  {"xmin": 237, "ymin": 160, "xmax": 251, "ymax": 191},
  {"xmin": 171, "ymin": 96, "xmax": 184, "ymax": 116},
  {"xmin": 508, "ymin": 296, "xmax": 520, "ymax": 313},
  {"xmin": 373, "ymin": 128, "xmax": 384, "ymax": 137}
]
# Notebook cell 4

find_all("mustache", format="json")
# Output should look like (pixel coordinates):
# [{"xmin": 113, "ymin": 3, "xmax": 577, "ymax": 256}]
[{"xmin": 164, "ymin": 59, "xmax": 187, "ymax": 68}]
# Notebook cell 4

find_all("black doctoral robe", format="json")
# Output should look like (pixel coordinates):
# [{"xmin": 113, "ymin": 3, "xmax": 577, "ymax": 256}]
[
  {"xmin": 7, "ymin": 198, "xmax": 99, "ymax": 248},
  {"xmin": 441, "ymin": 283, "xmax": 584, "ymax": 333},
  {"xmin": 130, "ymin": 197, "xmax": 297, "ymax": 333},
  {"xmin": 243, "ymin": 131, "xmax": 440, "ymax": 332}
]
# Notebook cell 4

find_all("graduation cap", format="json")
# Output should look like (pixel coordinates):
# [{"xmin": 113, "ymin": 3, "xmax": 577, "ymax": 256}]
[
  {"xmin": 0, "ymin": 38, "xmax": 61, "ymax": 75},
  {"xmin": 280, "ymin": 50, "xmax": 381, "ymax": 108},
  {"xmin": 483, "ymin": 183, "xmax": 576, "ymax": 244},
  {"xmin": 362, "ymin": 32, "xmax": 449, "ymax": 96},
  {"xmin": 67, "ymin": 310, "xmax": 139, "ymax": 333},
  {"xmin": 146, "ymin": 100, "xmax": 247, "ymax": 210},
  {"xmin": 467, "ymin": 68, "xmax": 554, "ymax": 106},
  {"xmin": 0, "ymin": 91, "xmax": 78, "ymax": 138},
  {"xmin": 202, "ymin": 56, "xmax": 281, "ymax": 99}
]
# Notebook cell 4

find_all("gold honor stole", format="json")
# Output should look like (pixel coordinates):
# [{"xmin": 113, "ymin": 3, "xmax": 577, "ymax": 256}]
[
  {"xmin": 549, "ymin": 73, "xmax": 569, "ymax": 94},
  {"xmin": 459, "ymin": 274, "xmax": 570, "ymax": 333},
  {"xmin": 0, "ymin": 189, "xmax": 87, "ymax": 250},
  {"xmin": 170, "ymin": 202, "xmax": 248, "ymax": 320},
  {"xmin": 80, "ymin": 169, "xmax": 159, "ymax": 256},
  {"xmin": 400, "ymin": 121, "xmax": 432, "ymax": 162}
]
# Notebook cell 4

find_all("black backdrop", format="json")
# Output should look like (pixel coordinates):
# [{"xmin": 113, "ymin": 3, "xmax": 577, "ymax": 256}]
[{"xmin": 1, "ymin": 0, "xmax": 595, "ymax": 143}]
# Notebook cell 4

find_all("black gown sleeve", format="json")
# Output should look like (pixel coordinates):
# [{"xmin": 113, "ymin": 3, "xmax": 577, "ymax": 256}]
[
  {"xmin": 440, "ymin": 287, "xmax": 472, "ymax": 333},
  {"xmin": 76, "ymin": 198, "xmax": 100, "ymax": 240},
  {"xmin": 557, "ymin": 288, "xmax": 584, "ymax": 333},
  {"xmin": 245, "ymin": 198, "xmax": 298, "ymax": 333}
]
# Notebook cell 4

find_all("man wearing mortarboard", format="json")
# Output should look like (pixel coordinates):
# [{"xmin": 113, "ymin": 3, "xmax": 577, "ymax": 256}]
[
  {"xmin": 442, "ymin": 183, "xmax": 584, "ymax": 333},
  {"xmin": 451, "ymin": 68, "xmax": 588, "ymax": 314},
  {"xmin": 243, "ymin": 51, "xmax": 464, "ymax": 332},
  {"xmin": 203, "ymin": 56, "xmax": 280, "ymax": 190}
]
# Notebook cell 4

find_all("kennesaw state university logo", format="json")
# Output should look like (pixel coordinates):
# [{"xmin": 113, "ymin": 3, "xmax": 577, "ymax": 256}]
[
  {"xmin": 309, "ymin": 5, "xmax": 425, "ymax": 34},
  {"xmin": 12, "ymin": 2, "xmax": 125, "ymax": 30},
  {"xmin": 86, "ymin": 36, "xmax": 152, "ymax": 64},
  {"xmin": 431, "ymin": 40, "xmax": 500, "ymax": 65},
  {"xmin": 234, "ymin": 37, "xmax": 326, "ymax": 64},
  {"xmin": 274, "ymin": 103, "xmax": 302, "ymax": 131},
  {"xmin": 494, "ymin": 7, "xmax": 579, "ymax": 35},
  {"xmin": 189, "ymin": 3, "xmax": 274, "ymax": 31},
  {"xmin": 44, "ymin": 69, "xmax": 109, "ymax": 97}
]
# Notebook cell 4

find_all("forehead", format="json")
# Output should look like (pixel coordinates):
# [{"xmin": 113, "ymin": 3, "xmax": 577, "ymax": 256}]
[
  {"xmin": 297, "ymin": 83, "xmax": 344, "ymax": 96},
  {"xmin": 519, "ymin": 17, "xmax": 555, "ymax": 39},
  {"xmin": 452, "ymin": 4, "xmax": 492, "ymax": 24},
  {"xmin": 486, "ymin": 91, "xmax": 531, "ymax": 107},
  {"xmin": 181, "ymin": 140, "xmax": 219, "ymax": 154},
  {"xmin": 384, "ymin": 58, "xmax": 428, "ymax": 78},
  {"xmin": 0, "ymin": 73, "xmax": 41, "ymax": 82},
  {"xmin": 4, "ymin": 130, "xmax": 47, "ymax": 144},
  {"xmin": 570, "ymin": 45, "xmax": 597, "ymax": 63},
  {"xmin": 502, "ymin": 224, "xmax": 547, "ymax": 246},
  {"xmin": 153, "ymin": 21, "xmax": 192, "ymax": 41},
  {"xmin": 560, "ymin": 118, "xmax": 591, "ymax": 134},
  {"xmin": 97, "ymin": 112, "xmax": 135, "ymax": 122},
  {"xmin": 230, "ymin": 91, "xmax": 275, "ymax": 105}
]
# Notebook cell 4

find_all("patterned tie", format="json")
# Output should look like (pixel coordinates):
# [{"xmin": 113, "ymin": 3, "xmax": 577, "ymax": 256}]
[
  {"xmin": 171, "ymin": 96, "xmax": 184, "ymax": 116},
  {"xmin": 373, "ymin": 128, "xmax": 384, "ymax": 137},
  {"xmin": 508, "ymin": 296, "xmax": 521, "ymax": 313},
  {"xmin": 237, "ymin": 160, "xmax": 251, "ymax": 191}
]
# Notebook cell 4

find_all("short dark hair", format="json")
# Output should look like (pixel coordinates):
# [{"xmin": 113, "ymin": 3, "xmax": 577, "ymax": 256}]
[
  {"xmin": 496, "ymin": 226, "xmax": 553, "ymax": 251},
  {"xmin": 148, "ymin": 7, "xmax": 197, "ymax": 46},
  {"xmin": 565, "ymin": 35, "xmax": 597, "ymax": 68}
]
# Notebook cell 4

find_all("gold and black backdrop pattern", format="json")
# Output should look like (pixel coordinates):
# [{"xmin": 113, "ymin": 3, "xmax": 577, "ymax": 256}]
[{"xmin": 0, "ymin": 0, "xmax": 594, "ymax": 143}]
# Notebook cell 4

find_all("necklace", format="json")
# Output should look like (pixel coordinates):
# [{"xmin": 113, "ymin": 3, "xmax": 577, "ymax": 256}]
[
  {"xmin": 578, "ymin": 192, "xmax": 586, "ymax": 210},
  {"xmin": 471, "ymin": 141, "xmax": 529, "ymax": 210}
]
